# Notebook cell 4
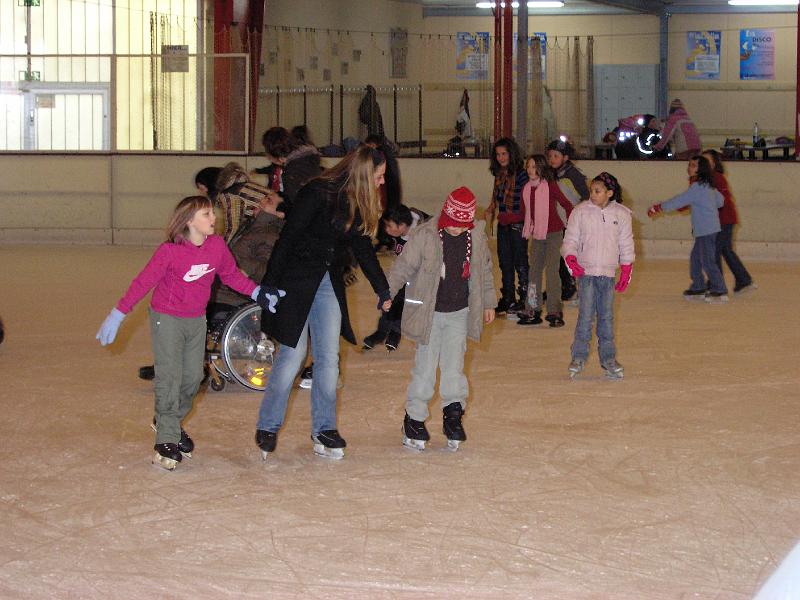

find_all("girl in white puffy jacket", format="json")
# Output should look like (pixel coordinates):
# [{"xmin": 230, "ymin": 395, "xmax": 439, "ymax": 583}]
[{"xmin": 561, "ymin": 172, "xmax": 635, "ymax": 380}]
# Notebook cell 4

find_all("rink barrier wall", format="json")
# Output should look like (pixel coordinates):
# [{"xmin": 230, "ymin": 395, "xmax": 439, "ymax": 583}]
[{"xmin": 0, "ymin": 155, "xmax": 797, "ymax": 260}]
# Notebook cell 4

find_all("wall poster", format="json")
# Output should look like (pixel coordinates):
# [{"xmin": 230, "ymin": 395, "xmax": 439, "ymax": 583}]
[
  {"xmin": 456, "ymin": 32, "xmax": 489, "ymax": 81},
  {"xmin": 685, "ymin": 31, "xmax": 720, "ymax": 80},
  {"xmin": 740, "ymin": 28, "xmax": 775, "ymax": 80}
]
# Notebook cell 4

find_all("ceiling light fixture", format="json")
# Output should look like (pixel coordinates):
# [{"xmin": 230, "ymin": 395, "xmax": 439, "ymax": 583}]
[
  {"xmin": 475, "ymin": 1, "xmax": 565, "ymax": 8},
  {"xmin": 727, "ymin": 0, "xmax": 798, "ymax": 5}
]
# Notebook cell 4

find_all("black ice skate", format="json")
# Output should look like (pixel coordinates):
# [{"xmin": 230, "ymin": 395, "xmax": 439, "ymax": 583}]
[
  {"xmin": 385, "ymin": 330, "xmax": 401, "ymax": 352},
  {"xmin": 545, "ymin": 312, "xmax": 565, "ymax": 328},
  {"xmin": 601, "ymin": 359, "xmax": 624, "ymax": 380},
  {"xmin": 138, "ymin": 364, "xmax": 155, "ymax": 380},
  {"xmin": 517, "ymin": 309, "xmax": 543, "ymax": 326},
  {"xmin": 312, "ymin": 429, "xmax": 346, "ymax": 460},
  {"xmin": 255, "ymin": 429, "xmax": 278, "ymax": 460},
  {"xmin": 151, "ymin": 419, "xmax": 193, "ymax": 458},
  {"xmin": 402, "ymin": 413, "xmax": 430, "ymax": 451},
  {"xmin": 442, "ymin": 403, "xmax": 466, "ymax": 451},
  {"xmin": 568, "ymin": 358, "xmax": 585, "ymax": 380},
  {"xmin": 152, "ymin": 443, "xmax": 182, "ymax": 471},
  {"xmin": 362, "ymin": 329, "xmax": 387, "ymax": 350}
]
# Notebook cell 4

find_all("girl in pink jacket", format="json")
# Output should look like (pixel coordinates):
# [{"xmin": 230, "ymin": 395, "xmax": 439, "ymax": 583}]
[
  {"xmin": 561, "ymin": 173, "xmax": 635, "ymax": 380},
  {"xmin": 96, "ymin": 195, "xmax": 281, "ymax": 470}
]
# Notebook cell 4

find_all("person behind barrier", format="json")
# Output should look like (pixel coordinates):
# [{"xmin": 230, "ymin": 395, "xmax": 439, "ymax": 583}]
[
  {"xmin": 653, "ymin": 99, "xmax": 701, "ymax": 160},
  {"xmin": 254, "ymin": 147, "xmax": 391, "ymax": 461}
]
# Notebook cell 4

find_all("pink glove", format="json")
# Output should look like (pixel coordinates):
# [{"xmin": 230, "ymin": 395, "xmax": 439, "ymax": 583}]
[
  {"xmin": 615, "ymin": 264, "xmax": 633, "ymax": 293},
  {"xmin": 647, "ymin": 203, "xmax": 662, "ymax": 218},
  {"xmin": 564, "ymin": 255, "xmax": 585, "ymax": 278}
]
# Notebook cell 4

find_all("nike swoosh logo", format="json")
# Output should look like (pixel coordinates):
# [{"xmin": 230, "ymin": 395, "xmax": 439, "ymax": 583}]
[{"xmin": 183, "ymin": 264, "xmax": 215, "ymax": 282}]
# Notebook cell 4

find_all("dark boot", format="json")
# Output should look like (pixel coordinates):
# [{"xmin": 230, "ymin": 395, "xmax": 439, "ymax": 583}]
[
  {"xmin": 363, "ymin": 329, "xmax": 388, "ymax": 350},
  {"xmin": 385, "ymin": 330, "xmax": 401, "ymax": 351}
]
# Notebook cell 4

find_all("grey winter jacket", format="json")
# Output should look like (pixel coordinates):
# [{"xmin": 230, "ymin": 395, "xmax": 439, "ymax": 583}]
[{"xmin": 387, "ymin": 219, "xmax": 496, "ymax": 345}]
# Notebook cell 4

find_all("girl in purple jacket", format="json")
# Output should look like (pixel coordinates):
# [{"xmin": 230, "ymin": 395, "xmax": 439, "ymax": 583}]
[{"xmin": 96, "ymin": 195, "xmax": 282, "ymax": 470}]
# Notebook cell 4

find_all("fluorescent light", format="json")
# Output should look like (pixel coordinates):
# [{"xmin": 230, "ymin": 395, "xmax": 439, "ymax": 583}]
[
  {"xmin": 475, "ymin": 1, "xmax": 565, "ymax": 7},
  {"xmin": 728, "ymin": 0, "xmax": 797, "ymax": 5}
]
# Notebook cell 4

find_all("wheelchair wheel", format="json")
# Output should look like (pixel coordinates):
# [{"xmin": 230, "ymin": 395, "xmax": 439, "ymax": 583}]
[{"xmin": 220, "ymin": 302, "xmax": 276, "ymax": 391}]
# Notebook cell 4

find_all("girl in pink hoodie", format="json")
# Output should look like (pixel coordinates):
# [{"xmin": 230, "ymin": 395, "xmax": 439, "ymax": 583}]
[
  {"xmin": 96, "ymin": 195, "xmax": 281, "ymax": 470},
  {"xmin": 561, "ymin": 173, "xmax": 635, "ymax": 380}
]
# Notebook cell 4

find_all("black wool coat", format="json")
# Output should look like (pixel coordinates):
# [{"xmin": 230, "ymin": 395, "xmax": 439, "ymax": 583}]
[{"xmin": 260, "ymin": 179, "xmax": 389, "ymax": 348}]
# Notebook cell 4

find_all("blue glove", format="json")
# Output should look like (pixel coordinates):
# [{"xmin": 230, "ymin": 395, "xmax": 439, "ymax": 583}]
[
  {"xmin": 254, "ymin": 285, "xmax": 286, "ymax": 314},
  {"xmin": 96, "ymin": 308, "xmax": 126, "ymax": 346},
  {"xmin": 377, "ymin": 288, "xmax": 391, "ymax": 310}
]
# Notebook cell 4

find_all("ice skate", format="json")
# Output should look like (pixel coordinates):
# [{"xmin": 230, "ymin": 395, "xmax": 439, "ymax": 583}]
[
  {"xmin": 704, "ymin": 291, "xmax": 729, "ymax": 304},
  {"xmin": 568, "ymin": 359, "xmax": 585, "ymax": 380},
  {"xmin": 442, "ymin": 403, "xmax": 466, "ymax": 451},
  {"xmin": 601, "ymin": 359, "xmax": 624, "ymax": 380},
  {"xmin": 362, "ymin": 330, "xmax": 387, "ymax": 351},
  {"xmin": 517, "ymin": 310, "xmax": 543, "ymax": 326},
  {"xmin": 152, "ymin": 443, "xmax": 182, "ymax": 471},
  {"xmin": 734, "ymin": 282, "xmax": 757, "ymax": 295},
  {"xmin": 545, "ymin": 312, "xmax": 565, "ymax": 328},
  {"xmin": 298, "ymin": 365, "xmax": 313, "ymax": 389},
  {"xmin": 385, "ymin": 330, "xmax": 401, "ymax": 352},
  {"xmin": 683, "ymin": 288, "xmax": 706, "ymax": 301},
  {"xmin": 151, "ymin": 419, "xmax": 193, "ymax": 458},
  {"xmin": 312, "ymin": 429, "xmax": 346, "ymax": 460},
  {"xmin": 255, "ymin": 429, "xmax": 277, "ymax": 460},
  {"xmin": 402, "ymin": 413, "xmax": 430, "ymax": 451}
]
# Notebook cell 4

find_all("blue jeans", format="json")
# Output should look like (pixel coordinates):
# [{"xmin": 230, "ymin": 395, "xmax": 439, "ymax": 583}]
[
  {"xmin": 496, "ymin": 223, "xmax": 529, "ymax": 301},
  {"xmin": 256, "ymin": 272, "xmax": 341, "ymax": 435},
  {"xmin": 689, "ymin": 233, "xmax": 727, "ymax": 294},
  {"xmin": 715, "ymin": 224, "xmax": 752, "ymax": 288},
  {"xmin": 571, "ymin": 276, "xmax": 616, "ymax": 364}
]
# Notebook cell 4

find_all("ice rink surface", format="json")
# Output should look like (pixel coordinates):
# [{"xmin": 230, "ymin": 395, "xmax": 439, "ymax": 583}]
[{"xmin": 0, "ymin": 245, "xmax": 798, "ymax": 599}]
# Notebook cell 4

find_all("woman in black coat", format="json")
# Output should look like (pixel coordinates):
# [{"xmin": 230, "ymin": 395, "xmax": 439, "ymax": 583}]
[{"xmin": 255, "ymin": 147, "xmax": 390, "ymax": 460}]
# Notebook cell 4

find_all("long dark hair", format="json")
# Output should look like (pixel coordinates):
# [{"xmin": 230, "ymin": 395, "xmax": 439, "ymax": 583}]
[
  {"xmin": 194, "ymin": 167, "xmax": 221, "ymax": 196},
  {"xmin": 702, "ymin": 149, "xmax": 725, "ymax": 174},
  {"xmin": 691, "ymin": 155, "xmax": 715, "ymax": 188},
  {"xmin": 489, "ymin": 137, "xmax": 524, "ymax": 176}
]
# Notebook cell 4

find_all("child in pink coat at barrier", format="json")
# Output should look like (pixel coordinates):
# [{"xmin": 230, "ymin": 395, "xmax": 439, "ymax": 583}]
[{"xmin": 561, "ymin": 172, "xmax": 635, "ymax": 380}]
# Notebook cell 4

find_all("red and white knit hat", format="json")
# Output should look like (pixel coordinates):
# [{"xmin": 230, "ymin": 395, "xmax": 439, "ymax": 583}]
[{"xmin": 438, "ymin": 186, "xmax": 477, "ymax": 230}]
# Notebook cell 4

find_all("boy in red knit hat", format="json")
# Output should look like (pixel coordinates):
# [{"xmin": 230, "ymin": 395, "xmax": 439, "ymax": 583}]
[{"xmin": 385, "ymin": 187, "xmax": 496, "ymax": 451}]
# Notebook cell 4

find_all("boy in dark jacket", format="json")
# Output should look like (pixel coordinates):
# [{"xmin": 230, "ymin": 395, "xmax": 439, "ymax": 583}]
[{"xmin": 546, "ymin": 139, "xmax": 590, "ymax": 301}]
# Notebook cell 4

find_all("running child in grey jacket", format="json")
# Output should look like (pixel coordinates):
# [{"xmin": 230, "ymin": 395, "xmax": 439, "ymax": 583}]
[
  {"xmin": 562, "ymin": 172, "xmax": 635, "ymax": 380},
  {"xmin": 385, "ymin": 187, "xmax": 496, "ymax": 451},
  {"xmin": 647, "ymin": 155, "xmax": 727, "ymax": 303}
]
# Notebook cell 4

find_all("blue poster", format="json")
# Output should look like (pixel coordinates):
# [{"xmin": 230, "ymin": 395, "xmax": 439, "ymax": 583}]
[
  {"xmin": 686, "ymin": 31, "xmax": 720, "ymax": 80},
  {"xmin": 456, "ymin": 32, "xmax": 490, "ymax": 81},
  {"xmin": 740, "ymin": 28, "xmax": 775, "ymax": 80}
]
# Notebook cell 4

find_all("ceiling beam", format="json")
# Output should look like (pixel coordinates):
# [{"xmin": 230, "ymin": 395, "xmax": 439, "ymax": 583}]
[{"xmin": 586, "ymin": 0, "xmax": 664, "ymax": 14}]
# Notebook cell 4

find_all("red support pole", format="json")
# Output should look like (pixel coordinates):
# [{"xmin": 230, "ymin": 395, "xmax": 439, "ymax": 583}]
[
  {"xmin": 795, "ymin": 4, "xmax": 800, "ymax": 159},
  {"xmin": 494, "ymin": 8, "xmax": 502, "ymax": 142},
  {"xmin": 502, "ymin": 1, "xmax": 513, "ymax": 138}
]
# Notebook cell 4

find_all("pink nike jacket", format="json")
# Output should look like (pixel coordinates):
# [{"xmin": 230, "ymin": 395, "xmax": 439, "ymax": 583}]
[{"xmin": 117, "ymin": 235, "xmax": 257, "ymax": 319}]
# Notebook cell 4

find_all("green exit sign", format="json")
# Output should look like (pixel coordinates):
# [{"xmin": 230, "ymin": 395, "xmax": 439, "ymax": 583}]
[
  {"xmin": 19, "ymin": 70, "xmax": 41, "ymax": 81},
  {"xmin": 19, "ymin": 0, "xmax": 41, "ymax": 6}
]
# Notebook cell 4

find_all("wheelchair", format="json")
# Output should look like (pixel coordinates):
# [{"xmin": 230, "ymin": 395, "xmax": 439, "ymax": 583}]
[{"xmin": 205, "ymin": 301, "xmax": 277, "ymax": 393}]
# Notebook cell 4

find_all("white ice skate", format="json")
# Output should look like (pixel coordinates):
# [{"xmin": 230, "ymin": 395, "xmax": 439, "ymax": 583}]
[
  {"xmin": 312, "ymin": 430, "xmax": 346, "ymax": 460},
  {"xmin": 568, "ymin": 359, "xmax": 585, "ymax": 380},
  {"xmin": 152, "ymin": 443, "xmax": 181, "ymax": 471},
  {"xmin": 601, "ymin": 359, "xmax": 624, "ymax": 380}
]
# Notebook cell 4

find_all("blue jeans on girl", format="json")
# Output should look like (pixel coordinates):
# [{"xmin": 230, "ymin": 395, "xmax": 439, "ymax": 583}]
[
  {"xmin": 256, "ymin": 272, "xmax": 342, "ymax": 436},
  {"xmin": 571, "ymin": 276, "xmax": 616, "ymax": 364},
  {"xmin": 689, "ymin": 233, "xmax": 727, "ymax": 294}
]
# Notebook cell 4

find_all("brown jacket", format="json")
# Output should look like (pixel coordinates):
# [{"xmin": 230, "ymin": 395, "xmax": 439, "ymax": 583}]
[{"xmin": 387, "ymin": 219, "xmax": 496, "ymax": 345}]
